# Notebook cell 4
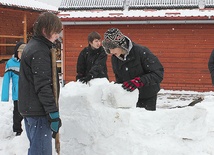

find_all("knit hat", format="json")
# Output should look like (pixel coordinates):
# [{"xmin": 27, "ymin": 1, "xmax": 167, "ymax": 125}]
[{"xmin": 102, "ymin": 28, "xmax": 129, "ymax": 54}]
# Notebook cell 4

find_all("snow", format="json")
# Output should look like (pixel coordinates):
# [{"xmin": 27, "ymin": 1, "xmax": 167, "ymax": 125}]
[
  {"xmin": 58, "ymin": 9, "xmax": 214, "ymax": 18},
  {"xmin": 35, "ymin": 0, "xmax": 61, "ymax": 7},
  {"xmin": 0, "ymin": 77, "xmax": 214, "ymax": 155},
  {"xmin": 0, "ymin": 0, "xmax": 58, "ymax": 11}
]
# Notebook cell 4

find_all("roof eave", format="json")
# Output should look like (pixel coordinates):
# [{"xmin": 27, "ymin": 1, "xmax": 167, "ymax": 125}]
[
  {"xmin": 0, "ymin": 3, "xmax": 59, "ymax": 13},
  {"xmin": 60, "ymin": 16, "xmax": 214, "ymax": 25}
]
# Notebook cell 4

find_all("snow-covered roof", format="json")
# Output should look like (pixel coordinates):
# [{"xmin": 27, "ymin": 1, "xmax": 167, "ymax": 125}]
[
  {"xmin": 58, "ymin": 0, "xmax": 214, "ymax": 25},
  {"xmin": 59, "ymin": 0, "xmax": 124, "ymax": 10},
  {"xmin": 59, "ymin": 8, "xmax": 214, "ymax": 25},
  {"xmin": 0, "ymin": 0, "xmax": 58, "ymax": 12},
  {"xmin": 129, "ymin": 0, "xmax": 214, "ymax": 9},
  {"xmin": 59, "ymin": 0, "xmax": 214, "ymax": 11},
  {"xmin": 59, "ymin": 9, "xmax": 214, "ymax": 18}
]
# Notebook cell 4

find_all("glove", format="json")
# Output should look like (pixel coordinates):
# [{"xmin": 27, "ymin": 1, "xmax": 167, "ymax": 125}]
[
  {"xmin": 47, "ymin": 112, "xmax": 62, "ymax": 138},
  {"xmin": 122, "ymin": 77, "xmax": 144, "ymax": 92},
  {"xmin": 79, "ymin": 74, "xmax": 92, "ymax": 84}
]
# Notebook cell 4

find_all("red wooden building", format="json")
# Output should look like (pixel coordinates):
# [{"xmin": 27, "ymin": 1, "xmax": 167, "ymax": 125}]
[
  {"xmin": 0, "ymin": 0, "xmax": 58, "ymax": 75},
  {"xmin": 59, "ymin": 0, "xmax": 214, "ymax": 92}
]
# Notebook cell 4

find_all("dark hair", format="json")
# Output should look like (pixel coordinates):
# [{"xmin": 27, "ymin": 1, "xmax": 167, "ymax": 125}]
[
  {"xmin": 33, "ymin": 12, "xmax": 62, "ymax": 38},
  {"xmin": 88, "ymin": 31, "xmax": 101, "ymax": 43}
]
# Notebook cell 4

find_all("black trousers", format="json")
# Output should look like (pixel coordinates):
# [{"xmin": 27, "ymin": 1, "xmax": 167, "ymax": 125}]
[
  {"xmin": 136, "ymin": 94, "xmax": 157, "ymax": 111},
  {"xmin": 13, "ymin": 100, "xmax": 23, "ymax": 133}
]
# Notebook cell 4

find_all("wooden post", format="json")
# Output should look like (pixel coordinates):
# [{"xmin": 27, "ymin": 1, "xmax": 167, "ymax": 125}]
[
  {"xmin": 51, "ymin": 48, "xmax": 60, "ymax": 154},
  {"xmin": 23, "ymin": 13, "xmax": 27, "ymax": 43}
]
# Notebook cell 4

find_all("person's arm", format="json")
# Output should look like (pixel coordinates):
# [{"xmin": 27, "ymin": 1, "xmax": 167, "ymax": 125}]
[
  {"xmin": 208, "ymin": 50, "xmax": 214, "ymax": 85},
  {"xmin": 1, "ymin": 62, "xmax": 11, "ymax": 102},
  {"xmin": 139, "ymin": 47, "xmax": 164, "ymax": 86},
  {"xmin": 122, "ymin": 47, "xmax": 164, "ymax": 92},
  {"xmin": 76, "ymin": 49, "xmax": 87, "ymax": 80},
  {"xmin": 111, "ymin": 55, "xmax": 123, "ymax": 83},
  {"xmin": 31, "ymin": 50, "xmax": 58, "ymax": 113}
]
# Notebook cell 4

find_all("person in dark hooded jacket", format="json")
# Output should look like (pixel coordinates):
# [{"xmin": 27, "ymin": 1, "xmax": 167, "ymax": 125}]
[
  {"xmin": 102, "ymin": 28, "xmax": 164, "ymax": 111},
  {"xmin": 76, "ymin": 31, "xmax": 108, "ymax": 84},
  {"xmin": 1, "ymin": 42, "xmax": 26, "ymax": 136},
  {"xmin": 18, "ymin": 12, "xmax": 62, "ymax": 155}
]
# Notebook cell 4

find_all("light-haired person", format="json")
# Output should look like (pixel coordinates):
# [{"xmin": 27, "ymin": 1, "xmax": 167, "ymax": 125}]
[{"xmin": 1, "ymin": 42, "xmax": 26, "ymax": 136}]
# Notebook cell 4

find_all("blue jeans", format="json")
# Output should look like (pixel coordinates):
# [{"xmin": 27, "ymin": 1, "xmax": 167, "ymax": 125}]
[{"xmin": 24, "ymin": 117, "xmax": 52, "ymax": 155}]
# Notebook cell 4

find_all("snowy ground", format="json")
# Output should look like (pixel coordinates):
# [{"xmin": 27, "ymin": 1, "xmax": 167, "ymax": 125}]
[{"xmin": 0, "ymin": 78, "xmax": 214, "ymax": 155}]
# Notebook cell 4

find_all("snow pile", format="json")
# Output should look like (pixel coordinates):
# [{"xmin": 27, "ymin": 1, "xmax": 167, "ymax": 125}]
[{"xmin": 0, "ymin": 78, "xmax": 214, "ymax": 155}]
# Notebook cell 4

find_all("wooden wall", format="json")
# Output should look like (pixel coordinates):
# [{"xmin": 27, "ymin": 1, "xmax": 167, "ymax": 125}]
[
  {"xmin": 63, "ymin": 24, "xmax": 214, "ymax": 92},
  {"xmin": 0, "ymin": 8, "xmax": 40, "ymax": 76}
]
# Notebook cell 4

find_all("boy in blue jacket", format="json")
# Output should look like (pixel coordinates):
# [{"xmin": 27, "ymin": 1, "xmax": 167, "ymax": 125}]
[{"xmin": 1, "ymin": 42, "xmax": 26, "ymax": 136}]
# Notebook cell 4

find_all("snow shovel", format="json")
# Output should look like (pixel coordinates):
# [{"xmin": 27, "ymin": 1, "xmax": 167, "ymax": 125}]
[{"xmin": 169, "ymin": 96, "xmax": 204, "ymax": 109}]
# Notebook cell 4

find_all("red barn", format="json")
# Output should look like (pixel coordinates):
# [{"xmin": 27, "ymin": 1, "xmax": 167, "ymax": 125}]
[{"xmin": 59, "ymin": 0, "xmax": 214, "ymax": 92}]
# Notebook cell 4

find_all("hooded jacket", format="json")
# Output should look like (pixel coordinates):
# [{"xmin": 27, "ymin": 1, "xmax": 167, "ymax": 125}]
[
  {"xmin": 1, "ymin": 42, "xmax": 24, "ymax": 101},
  {"xmin": 18, "ymin": 36, "xmax": 59, "ymax": 116},
  {"xmin": 112, "ymin": 41, "xmax": 164, "ymax": 99},
  {"xmin": 1, "ymin": 56, "xmax": 20, "ymax": 101}
]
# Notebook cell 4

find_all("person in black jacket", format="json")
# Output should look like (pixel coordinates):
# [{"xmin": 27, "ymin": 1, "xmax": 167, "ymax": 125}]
[
  {"xmin": 18, "ymin": 12, "xmax": 62, "ymax": 155},
  {"xmin": 102, "ymin": 28, "xmax": 164, "ymax": 111},
  {"xmin": 76, "ymin": 31, "xmax": 108, "ymax": 84},
  {"xmin": 208, "ymin": 50, "xmax": 214, "ymax": 85}
]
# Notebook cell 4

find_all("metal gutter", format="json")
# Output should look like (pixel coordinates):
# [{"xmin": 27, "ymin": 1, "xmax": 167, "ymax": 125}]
[{"xmin": 62, "ymin": 20, "xmax": 214, "ymax": 25}]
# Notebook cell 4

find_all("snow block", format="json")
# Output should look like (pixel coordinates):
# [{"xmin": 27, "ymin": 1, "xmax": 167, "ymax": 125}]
[{"xmin": 102, "ymin": 83, "xmax": 138, "ymax": 108}]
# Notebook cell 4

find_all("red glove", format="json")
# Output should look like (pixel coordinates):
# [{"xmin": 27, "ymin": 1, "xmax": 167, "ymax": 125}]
[{"xmin": 122, "ymin": 77, "xmax": 144, "ymax": 92}]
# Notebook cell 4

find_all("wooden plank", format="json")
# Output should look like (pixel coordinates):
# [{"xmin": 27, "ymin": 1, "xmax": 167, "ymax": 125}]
[
  {"xmin": 0, "ymin": 55, "xmax": 11, "ymax": 60},
  {"xmin": 0, "ymin": 35, "xmax": 23, "ymax": 38},
  {"xmin": 0, "ymin": 44, "xmax": 16, "ymax": 46}
]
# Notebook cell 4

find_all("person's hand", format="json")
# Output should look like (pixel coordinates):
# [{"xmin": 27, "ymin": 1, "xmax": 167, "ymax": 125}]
[
  {"xmin": 122, "ymin": 77, "xmax": 144, "ymax": 92},
  {"xmin": 47, "ymin": 111, "xmax": 62, "ymax": 138},
  {"xmin": 79, "ymin": 75, "xmax": 92, "ymax": 84}
]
